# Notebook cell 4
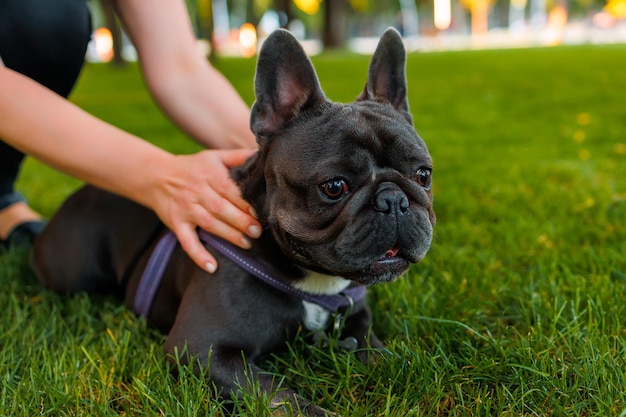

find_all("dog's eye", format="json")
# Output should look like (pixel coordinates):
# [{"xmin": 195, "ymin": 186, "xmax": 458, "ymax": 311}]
[
  {"xmin": 416, "ymin": 168, "xmax": 432, "ymax": 190},
  {"xmin": 319, "ymin": 179, "xmax": 349, "ymax": 200}
]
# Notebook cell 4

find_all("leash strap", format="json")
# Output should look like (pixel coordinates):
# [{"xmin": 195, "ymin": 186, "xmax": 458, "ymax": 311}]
[
  {"xmin": 134, "ymin": 230, "xmax": 366, "ymax": 317},
  {"xmin": 133, "ymin": 232, "xmax": 177, "ymax": 317},
  {"xmin": 197, "ymin": 230, "xmax": 366, "ymax": 312}
]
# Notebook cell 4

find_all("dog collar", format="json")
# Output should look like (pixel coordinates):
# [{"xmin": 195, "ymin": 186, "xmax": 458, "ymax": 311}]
[{"xmin": 134, "ymin": 230, "xmax": 366, "ymax": 318}]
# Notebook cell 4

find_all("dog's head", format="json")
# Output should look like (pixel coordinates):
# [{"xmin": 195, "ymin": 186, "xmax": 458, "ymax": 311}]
[{"xmin": 234, "ymin": 28, "xmax": 435, "ymax": 286}]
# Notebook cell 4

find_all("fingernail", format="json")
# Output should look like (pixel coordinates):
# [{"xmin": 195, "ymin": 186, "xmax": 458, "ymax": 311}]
[
  {"xmin": 241, "ymin": 236, "xmax": 252, "ymax": 249},
  {"xmin": 206, "ymin": 262, "xmax": 217, "ymax": 274},
  {"xmin": 249, "ymin": 207, "xmax": 258, "ymax": 218},
  {"xmin": 248, "ymin": 225, "xmax": 261, "ymax": 238}
]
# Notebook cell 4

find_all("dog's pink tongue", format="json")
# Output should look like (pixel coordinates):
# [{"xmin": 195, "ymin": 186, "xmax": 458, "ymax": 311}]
[{"xmin": 385, "ymin": 247, "xmax": 400, "ymax": 257}]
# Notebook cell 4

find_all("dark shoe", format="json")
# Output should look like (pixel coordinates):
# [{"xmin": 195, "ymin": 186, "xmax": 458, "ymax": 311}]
[
  {"xmin": 0, "ymin": 192, "xmax": 47, "ymax": 250},
  {"xmin": 0, "ymin": 220, "xmax": 47, "ymax": 250}
]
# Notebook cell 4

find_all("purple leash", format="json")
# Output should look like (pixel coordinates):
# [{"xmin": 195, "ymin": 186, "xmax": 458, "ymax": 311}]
[
  {"xmin": 133, "ymin": 232, "xmax": 178, "ymax": 317},
  {"xmin": 134, "ymin": 230, "xmax": 366, "ymax": 318}
]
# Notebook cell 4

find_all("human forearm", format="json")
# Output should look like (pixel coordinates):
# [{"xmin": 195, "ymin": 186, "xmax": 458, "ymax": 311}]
[
  {"xmin": 1, "ymin": 0, "xmax": 263, "ymax": 273},
  {"xmin": 0, "ymin": 66, "xmax": 172, "ymax": 208},
  {"xmin": 113, "ymin": 0, "xmax": 256, "ymax": 150},
  {"xmin": 0, "ymin": 66, "xmax": 261, "ymax": 272},
  {"xmin": 147, "ymin": 63, "xmax": 256, "ymax": 150}
]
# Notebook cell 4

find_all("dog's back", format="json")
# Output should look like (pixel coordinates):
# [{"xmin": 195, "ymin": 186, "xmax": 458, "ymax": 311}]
[{"xmin": 32, "ymin": 185, "xmax": 163, "ymax": 296}]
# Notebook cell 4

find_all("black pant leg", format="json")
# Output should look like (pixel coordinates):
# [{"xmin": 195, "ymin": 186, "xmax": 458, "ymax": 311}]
[{"xmin": 0, "ymin": 0, "xmax": 92, "ymax": 195}]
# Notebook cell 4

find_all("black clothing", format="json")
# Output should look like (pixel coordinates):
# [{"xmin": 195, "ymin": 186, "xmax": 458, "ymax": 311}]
[{"xmin": 0, "ymin": 0, "xmax": 91, "ymax": 195}]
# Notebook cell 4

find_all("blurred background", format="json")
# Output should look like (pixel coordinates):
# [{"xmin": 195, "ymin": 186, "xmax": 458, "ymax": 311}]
[{"xmin": 86, "ymin": 0, "xmax": 626, "ymax": 63}]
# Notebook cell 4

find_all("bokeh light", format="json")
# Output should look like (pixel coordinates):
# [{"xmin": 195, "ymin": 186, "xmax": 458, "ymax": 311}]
[
  {"xmin": 605, "ymin": 0, "xmax": 626, "ymax": 18},
  {"xmin": 93, "ymin": 27, "xmax": 113, "ymax": 63},
  {"xmin": 294, "ymin": 0, "xmax": 321, "ymax": 15},
  {"xmin": 239, "ymin": 23, "xmax": 257, "ymax": 58},
  {"xmin": 434, "ymin": 0, "xmax": 452, "ymax": 30}
]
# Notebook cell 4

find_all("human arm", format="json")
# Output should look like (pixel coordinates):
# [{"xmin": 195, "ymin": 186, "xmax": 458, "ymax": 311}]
[
  {"xmin": 112, "ymin": 0, "xmax": 256, "ymax": 150},
  {"xmin": 0, "ymin": 64, "xmax": 261, "ymax": 273}
]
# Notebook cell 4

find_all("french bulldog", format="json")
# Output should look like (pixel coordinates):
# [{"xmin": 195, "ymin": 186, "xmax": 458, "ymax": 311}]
[{"xmin": 31, "ymin": 27, "xmax": 435, "ymax": 416}]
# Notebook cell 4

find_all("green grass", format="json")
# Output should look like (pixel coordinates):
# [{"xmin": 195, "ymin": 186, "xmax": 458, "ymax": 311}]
[{"xmin": 3, "ymin": 44, "xmax": 626, "ymax": 416}]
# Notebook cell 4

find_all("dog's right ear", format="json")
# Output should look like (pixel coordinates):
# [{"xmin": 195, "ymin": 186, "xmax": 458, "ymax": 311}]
[
  {"xmin": 357, "ymin": 27, "xmax": 412, "ymax": 124},
  {"xmin": 250, "ymin": 29, "xmax": 327, "ymax": 141}
]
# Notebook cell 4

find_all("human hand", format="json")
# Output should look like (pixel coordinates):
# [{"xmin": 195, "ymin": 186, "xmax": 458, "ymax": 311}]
[{"xmin": 149, "ymin": 148, "xmax": 261, "ymax": 273}]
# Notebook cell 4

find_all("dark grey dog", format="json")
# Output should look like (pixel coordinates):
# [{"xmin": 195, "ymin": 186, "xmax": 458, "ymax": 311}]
[{"xmin": 32, "ymin": 28, "xmax": 435, "ymax": 416}]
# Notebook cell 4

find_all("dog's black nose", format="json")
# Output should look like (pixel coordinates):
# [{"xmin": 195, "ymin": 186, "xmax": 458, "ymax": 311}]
[{"xmin": 374, "ymin": 182, "xmax": 409, "ymax": 215}]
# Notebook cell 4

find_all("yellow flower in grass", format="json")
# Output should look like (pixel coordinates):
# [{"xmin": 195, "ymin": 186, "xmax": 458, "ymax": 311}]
[
  {"xmin": 579, "ymin": 148, "xmax": 591, "ymax": 160},
  {"xmin": 577, "ymin": 112, "xmax": 591, "ymax": 126},
  {"xmin": 537, "ymin": 234, "xmax": 553, "ymax": 248},
  {"xmin": 575, "ymin": 197, "xmax": 596, "ymax": 211},
  {"xmin": 614, "ymin": 143, "xmax": 626, "ymax": 155},
  {"xmin": 573, "ymin": 130, "xmax": 586, "ymax": 143}
]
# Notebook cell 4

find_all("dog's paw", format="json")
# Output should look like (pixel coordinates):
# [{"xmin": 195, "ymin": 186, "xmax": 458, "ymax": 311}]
[
  {"xmin": 356, "ymin": 345, "xmax": 394, "ymax": 365},
  {"xmin": 270, "ymin": 394, "xmax": 337, "ymax": 417},
  {"xmin": 271, "ymin": 406, "xmax": 338, "ymax": 417}
]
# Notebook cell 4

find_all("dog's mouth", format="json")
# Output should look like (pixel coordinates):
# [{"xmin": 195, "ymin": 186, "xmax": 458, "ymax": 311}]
[
  {"xmin": 345, "ymin": 245, "xmax": 409, "ymax": 285},
  {"xmin": 286, "ymin": 233, "xmax": 415, "ymax": 284},
  {"xmin": 384, "ymin": 246, "xmax": 400, "ymax": 258},
  {"xmin": 373, "ymin": 245, "xmax": 407, "ymax": 269}
]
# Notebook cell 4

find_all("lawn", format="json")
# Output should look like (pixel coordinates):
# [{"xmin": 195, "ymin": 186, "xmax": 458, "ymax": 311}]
[{"xmin": 1, "ymin": 43, "xmax": 625, "ymax": 416}]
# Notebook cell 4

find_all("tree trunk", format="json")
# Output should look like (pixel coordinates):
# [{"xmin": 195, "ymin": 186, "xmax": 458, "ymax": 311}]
[
  {"xmin": 274, "ymin": 0, "xmax": 293, "ymax": 27},
  {"xmin": 197, "ymin": 0, "xmax": 215, "ymax": 61},
  {"xmin": 100, "ymin": 0, "xmax": 125, "ymax": 66},
  {"xmin": 322, "ymin": 0, "xmax": 348, "ymax": 49}
]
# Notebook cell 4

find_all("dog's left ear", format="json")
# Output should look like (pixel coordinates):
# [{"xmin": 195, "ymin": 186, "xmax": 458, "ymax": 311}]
[
  {"xmin": 251, "ymin": 29, "xmax": 327, "ymax": 141},
  {"xmin": 357, "ymin": 27, "xmax": 412, "ymax": 124}
]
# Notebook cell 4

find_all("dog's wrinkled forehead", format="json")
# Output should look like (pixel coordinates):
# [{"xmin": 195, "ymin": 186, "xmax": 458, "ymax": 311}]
[
  {"xmin": 267, "ymin": 100, "xmax": 429, "ymax": 175},
  {"xmin": 339, "ymin": 102, "xmax": 429, "ymax": 158}
]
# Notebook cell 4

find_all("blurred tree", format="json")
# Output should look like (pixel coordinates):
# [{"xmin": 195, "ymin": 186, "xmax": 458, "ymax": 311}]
[
  {"xmin": 349, "ymin": 0, "xmax": 369, "ymax": 12},
  {"xmin": 605, "ymin": 0, "xmax": 626, "ymax": 17},
  {"xmin": 99, "ymin": 0, "xmax": 125, "ymax": 66},
  {"xmin": 197, "ymin": 0, "xmax": 215, "ymax": 60},
  {"xmin": 274, "ymin": 0, "xmax": 295, "ymax": 25},
  {"xmin": 459, "ymin": 0, "xmax": 496, "ymax": 36},
  {"xmin": 323, "ymin": 0, "xmax": 349, "ymax": 48}
]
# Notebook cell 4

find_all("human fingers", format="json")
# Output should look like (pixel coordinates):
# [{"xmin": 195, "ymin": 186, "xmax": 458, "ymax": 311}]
[
  {"xmin": 156, "ymin": 150, "xmax": 261, "ymax": 270},
  {"xmin": 207, "ymin": 148, "xmax": 259, "ymax": 216},
  {"xmin": 216, "ymin": 148, "xmax": 257, "ymax": 168},
  {"xmin": 195, "ymin": 183, "xmax": 262, "ymax": 248},
  {"xmin": 198, "ymin": 150, "xmax": 261, "ymax": 232},
  {"xmin": 174, "ymin": 221, "xmax": 218, "ymax": 273},
  {"xmin": 194, "ymin": 209, "xmax": 255, "ymax": 252}
]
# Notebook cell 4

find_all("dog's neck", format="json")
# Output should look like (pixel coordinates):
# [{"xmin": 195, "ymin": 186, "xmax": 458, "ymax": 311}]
[
  {"xmin": 250, "ymin": 232, "xmax": 352, "ymax": 295},
  {"xmin": 294, "ymin": 272, "xmax": 352, "ymax": 332},
  {"xmin": 292, "ymin": 271, "xmax": 351, "ymax": 295}
]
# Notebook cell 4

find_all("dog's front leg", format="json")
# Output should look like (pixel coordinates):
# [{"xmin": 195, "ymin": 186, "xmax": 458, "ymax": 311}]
[
  {"xmin": 164, "ymin": 285, "xmax": 334, "ymax": 416},
  {"xmin": 339, "ymin": 304, "xmax": 385, "ymax": 364},
  {"xmin": 203, "ymin": 347, "xmax": 334, "ymax": 417}
]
